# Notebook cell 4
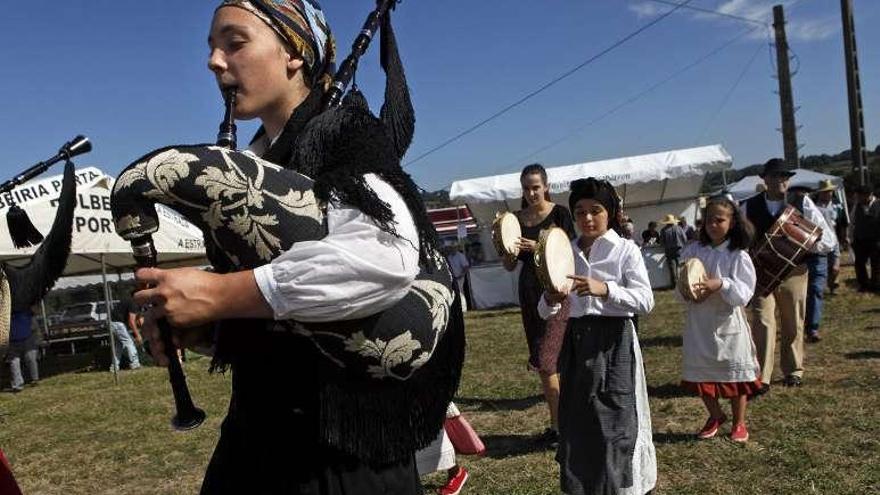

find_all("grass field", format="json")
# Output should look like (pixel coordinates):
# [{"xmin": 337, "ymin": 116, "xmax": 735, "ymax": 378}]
[{"xmin": 1, "ymin": 267, "xmax": 878, "ymax": 494}]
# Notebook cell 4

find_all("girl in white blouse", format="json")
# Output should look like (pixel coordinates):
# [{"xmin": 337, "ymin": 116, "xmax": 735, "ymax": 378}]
[
  {"xmin": 678, "ymin": 196, "xmax": 761, "ymax": 443},
  {"xmin": 538, "ymin": 178, "xmax": 656, "ymax": 495}
]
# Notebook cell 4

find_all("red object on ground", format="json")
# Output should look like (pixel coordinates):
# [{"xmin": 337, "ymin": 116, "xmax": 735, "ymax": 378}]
[
  {"xmin": 0, "ymin": 448, "xmax": 23, "ymax": 495},
  {"xmin": 444, "ymin": 414, "xmax": 486, "ymax": 456}
]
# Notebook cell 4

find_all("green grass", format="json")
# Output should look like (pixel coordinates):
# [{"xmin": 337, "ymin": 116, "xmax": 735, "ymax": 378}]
[{"xmin": 2, "ymin": 267, "xmax": 878, "ymax": 494}]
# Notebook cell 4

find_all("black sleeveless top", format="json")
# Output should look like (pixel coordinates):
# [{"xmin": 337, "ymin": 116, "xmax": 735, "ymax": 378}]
[{"xmin": 516, "ymin": 204, "xmax": 577, "ymax": 267}]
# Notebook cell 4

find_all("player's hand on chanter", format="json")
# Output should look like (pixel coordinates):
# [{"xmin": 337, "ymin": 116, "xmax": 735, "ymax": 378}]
[{"xmin": 134, "ymin": 267, "xmax": 222, "ymax": 328}]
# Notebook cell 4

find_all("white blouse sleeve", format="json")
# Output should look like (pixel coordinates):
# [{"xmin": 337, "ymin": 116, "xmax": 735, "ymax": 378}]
[
  {"xmin": 802, "ymin": 196, "xmax": 836, "ymax": 254},
  {"xmin": 606, "ymin": 243, "xmax": 655, "ymax": 315},
  {"xmin": 719, "ymin": 250, "xmax": 756, "ymax": 307},
  {"xmin": 537, "ymin": 293, "xmax": 562, "ymax": 320},
  {"xmin": 252, "ymin": 174, "xmax": 421, "ymax": 322}
]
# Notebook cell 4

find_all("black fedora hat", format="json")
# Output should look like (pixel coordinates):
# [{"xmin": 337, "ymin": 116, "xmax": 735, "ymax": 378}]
[{"xmin": 759, "ymin": 158, "xmax": 796, "ymax": 178}]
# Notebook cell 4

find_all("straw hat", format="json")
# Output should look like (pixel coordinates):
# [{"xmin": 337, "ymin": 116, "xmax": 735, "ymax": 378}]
[
  {"xmin": 661, "ymin": 214, "xmax": 678, "ymax": 225},
  {"xmin": 816, "ymin": 179, "xmax": 836, "ymax": 193}
]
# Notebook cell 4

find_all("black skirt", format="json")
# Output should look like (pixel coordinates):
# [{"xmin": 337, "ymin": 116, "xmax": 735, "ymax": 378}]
[
  {"xmin": 556, "ymin": 315, "xmax": 637, "ymax": 495},
  {"xmin": 200, "ymin": 413, "xmax": 422, "ymax": 495},
  {"xmin": 200, "ymin": 358, "xmax": 424, "ymax": 495}
]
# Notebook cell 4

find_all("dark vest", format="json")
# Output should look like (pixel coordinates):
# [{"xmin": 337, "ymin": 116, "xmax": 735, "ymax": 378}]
[{"xmin": 745, "ymin": 193, "xmax": 805, "ymax": 246}]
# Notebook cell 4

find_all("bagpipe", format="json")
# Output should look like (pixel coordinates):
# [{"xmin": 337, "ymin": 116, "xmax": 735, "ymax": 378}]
[
  {"xmin": 110, "ymin": 0, "xmax": 463, "ymax": 460},
  {"xmin": 0, "ymin": 136, "xmax": 86, "ymax": 359}
]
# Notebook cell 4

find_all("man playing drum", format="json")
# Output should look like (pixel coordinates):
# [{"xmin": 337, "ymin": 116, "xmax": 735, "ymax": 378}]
[{"xmin": 742, "ymin": 159, "xmax": 834, "ymax": 392}]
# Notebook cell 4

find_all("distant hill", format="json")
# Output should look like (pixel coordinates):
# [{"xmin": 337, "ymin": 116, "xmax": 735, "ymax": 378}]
[{"xmin": 421, "ymin": 188, "xmax": 451, "ymax": 209}]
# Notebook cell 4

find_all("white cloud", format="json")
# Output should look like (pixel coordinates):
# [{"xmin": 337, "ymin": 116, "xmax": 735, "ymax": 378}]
[
  {"xmin": 628, "ymin": 2, "xmax": 662, "ymax": 18},
  {"xmin": 787, "ymin": 17, "xmax": 839, "ymax": 42},
  {"xmin": 627, "ymin": 0, "xmax": 839, "ymax": 43}
]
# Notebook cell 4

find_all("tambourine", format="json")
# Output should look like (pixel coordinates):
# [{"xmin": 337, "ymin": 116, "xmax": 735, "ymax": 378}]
[
  {"xmin": 534, "ymin": 227, "xmax": 575, "ymax": 294},
  {"xmin": 678, "ymin": 257, "xmax": 707, "ymax": 301},
  {"xmin": 491, "ymin": 211, "xmax": 521, "ymax": 258}
]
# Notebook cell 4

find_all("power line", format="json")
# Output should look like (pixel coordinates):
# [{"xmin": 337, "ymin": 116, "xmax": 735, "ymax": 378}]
[
  {"xmin": 504, "ymin": 25, "xmax": 760, "ymax": 170},
  {"xmin": 403, "ymin": 0, "xmax": 696, "ymax": 168},
  {"xmin": 644, "ymin": 0, "xmax": 767, "ymax": 25},
  {"xmin": 694, "ymin": 39, "xmax": 766, "ymax": 145}
]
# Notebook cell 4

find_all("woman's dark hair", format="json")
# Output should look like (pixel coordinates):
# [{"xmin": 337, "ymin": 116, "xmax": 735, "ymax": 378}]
[
  {"xmin": 699, "ymin": 196, "xmax": 755, "ymax": 250},
  {"xmin": 568, "ymin": 177, "xmax": 622, "ymax": 233},
  {"xmin": 520, "ymin": 163, "xmax": 552, "ymax": 209}
]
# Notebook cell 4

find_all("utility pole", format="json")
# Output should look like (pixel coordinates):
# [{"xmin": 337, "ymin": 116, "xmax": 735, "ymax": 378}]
[
  {"xmin": 773, "ymin": 5, "xmax": 800, "ymax": 168},
  {"xmin": 841, "ymin": 0, "xmax": 869, "ymax": 186}
]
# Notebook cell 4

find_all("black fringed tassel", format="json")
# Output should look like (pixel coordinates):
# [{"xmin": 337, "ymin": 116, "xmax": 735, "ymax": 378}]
[
  {"xmin": 6, "ymin": 203, "xmax": 43, "ymax": 248},
  {"xmin": 379, "ymin": 9, "xmax": 415, "ymax": 160},
  {"xmin": 342, "ymin": 87, "xmax": 370, "ymax": 112}
]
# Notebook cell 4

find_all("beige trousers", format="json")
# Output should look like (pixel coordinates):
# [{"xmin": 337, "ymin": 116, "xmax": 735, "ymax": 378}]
[{"xmin": 750, "ymin": 266, "xmax": 808, "ymax": 384}]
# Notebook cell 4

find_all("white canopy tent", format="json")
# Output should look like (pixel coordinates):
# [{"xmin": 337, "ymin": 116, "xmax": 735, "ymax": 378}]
[
  {"xmin": 448, "ymin": 145, "xmax": 733, "ymax": 308},
  {"xmin": 0, "ymin": 166, "xmax": 207, "ymax": 274},
  {"xmin": 450, "ymin": 144, "xmax": 733, "ymax": 262}
]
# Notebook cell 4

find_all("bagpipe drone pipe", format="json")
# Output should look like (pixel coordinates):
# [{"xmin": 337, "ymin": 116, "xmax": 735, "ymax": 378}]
[{"xmin": 0, "ymin": 137, "xmax": 84, "ymax": 359}]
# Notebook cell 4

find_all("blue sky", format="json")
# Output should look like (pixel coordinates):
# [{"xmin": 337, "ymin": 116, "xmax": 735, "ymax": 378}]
[{"xmin": 1, "ymin": 1, "xmax": 877, "ymax": 191}]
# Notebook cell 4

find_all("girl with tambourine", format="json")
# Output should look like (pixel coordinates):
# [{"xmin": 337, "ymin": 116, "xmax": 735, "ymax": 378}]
[
  {"xmin": 677, "ymin": 196, "xmax": 762, "ymax": 443},
  {"xmin": 538, "ymin": 178, "xmax": 656, "ymax": 495},
  {"xmin": 502, "ymin": 163, "xmax": 575, "ymax": 448}
]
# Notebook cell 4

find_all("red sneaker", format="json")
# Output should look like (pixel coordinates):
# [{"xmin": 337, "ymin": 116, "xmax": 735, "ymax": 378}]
[
  {"xmin": 729, "ymin": 423, "xmax": 749, "ymax": 443},
  {"xmin": 438, "ymin": 466, "xmax": 469, "ymax": 495},
  {"xmin": 696, "ymin": 415, "xmax": 727, "ymax": 440}
]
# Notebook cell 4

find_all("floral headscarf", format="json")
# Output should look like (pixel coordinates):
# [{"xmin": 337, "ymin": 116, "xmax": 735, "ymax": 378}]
[{"xmin": 219, "ymin": 0, "xmax": 336, "ymax": 88}]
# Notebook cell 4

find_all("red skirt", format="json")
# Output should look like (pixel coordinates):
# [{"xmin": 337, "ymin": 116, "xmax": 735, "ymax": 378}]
[{"xmin": 681, "ymin": 380, "xmax": 764, "ymax": 398}]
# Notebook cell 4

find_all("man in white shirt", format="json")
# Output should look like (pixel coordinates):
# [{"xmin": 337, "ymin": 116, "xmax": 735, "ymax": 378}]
[
  {"xmin": 445, "ymin": 243, "xmax": 471, "ymax": 312},
  {"xmin": 742, "ymin": 159, "xmax": 833, "ymax": 391},
  {"xmin": 813, "ymin": 179, "xmax": 848, "ymax": 295}
]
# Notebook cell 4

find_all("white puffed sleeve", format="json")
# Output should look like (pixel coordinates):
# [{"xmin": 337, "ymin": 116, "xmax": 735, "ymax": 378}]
[
  {"xmin": 719, "ymin": 250, "xmax": 756, "ymax": 307},
  {"xmin": 252, "ymin": 174, "xmax": 421, "ymax": 322},
  {"xmin": 537, "ymin": 294, "xmax": 562, "ymax": 320},
  {"xmin": 605, "ymin": 243, "xmax": 655, "ymax": 315},
  {"xmin": 802, "ymin": 196, "xmax": 836, "ymax": 254}
]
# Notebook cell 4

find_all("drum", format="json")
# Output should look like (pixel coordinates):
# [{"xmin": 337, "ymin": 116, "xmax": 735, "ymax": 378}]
[
  {"xmin": 751, "ymin": 205, "xmax": 822, "ymax": 297},
  {"xmin": 534, "ymin": 227, "xmax": 575, "ymax": 294},
  {"xmin": 491, "ymin": 211, "xmax": 521, "ymax": 258},
  {"xmin": 677, "ymin": 257, "xmax": 707, "ymax": 301}
]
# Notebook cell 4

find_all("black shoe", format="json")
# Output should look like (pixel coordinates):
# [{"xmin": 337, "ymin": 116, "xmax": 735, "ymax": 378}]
[
  {"xmin": 805, "ymin": 333, "xmax": 821, "ymax": 343},
  {"xmin": 782, "ymin": 375, "xmax": 802, "ymax": 387},
  {"xmin": 748, "ymin": 383, "xmax": 770, "ymax": 401},
  {"xmin": 536, "ymin": 428, "xmax": 559, "ymax": 449}
]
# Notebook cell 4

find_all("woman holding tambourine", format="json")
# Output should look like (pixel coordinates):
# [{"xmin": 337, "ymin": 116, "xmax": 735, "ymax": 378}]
[{"xmin": 501, "ymin": 163, "xmax": 575, "ymax": 448}]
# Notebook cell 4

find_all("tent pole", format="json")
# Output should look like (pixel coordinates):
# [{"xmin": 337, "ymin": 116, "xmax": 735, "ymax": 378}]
[{"xmin": 101, "ymin": 253, "xmax": 119, "ymax": 384}]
